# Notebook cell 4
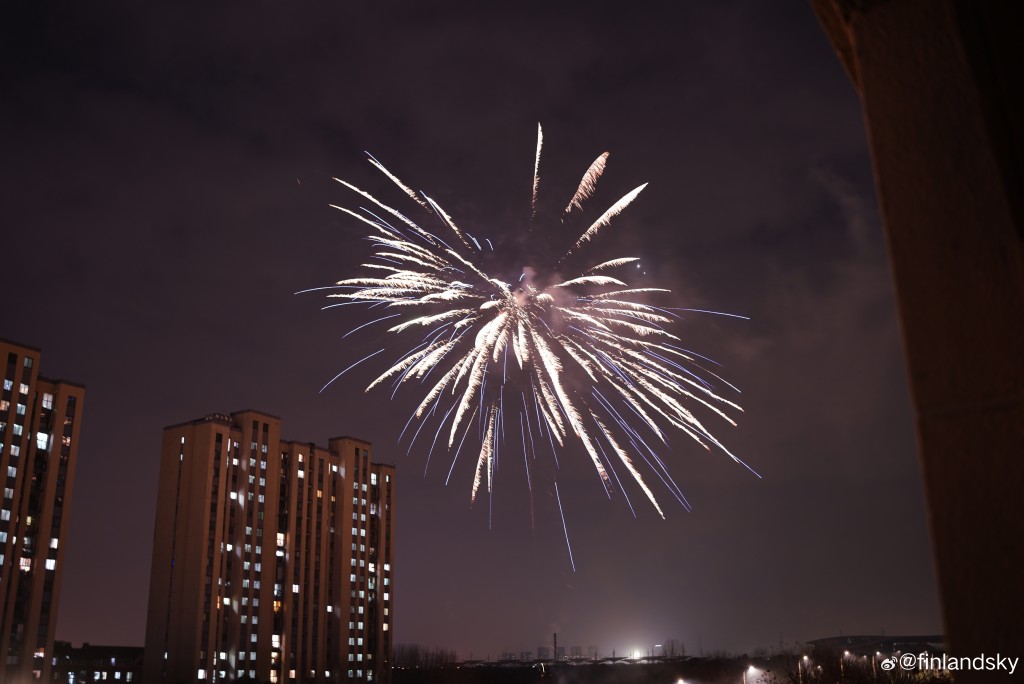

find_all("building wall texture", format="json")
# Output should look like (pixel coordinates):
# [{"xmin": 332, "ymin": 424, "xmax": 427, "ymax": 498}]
[{"xmin": 143, "ymin": 410, "xmax": 394, "ymax": 684}]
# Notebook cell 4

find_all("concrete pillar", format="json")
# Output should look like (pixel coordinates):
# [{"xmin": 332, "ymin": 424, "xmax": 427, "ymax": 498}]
[{"xmin": 810, "ymin": 0, "xmax": 1024, "ymax": 678}]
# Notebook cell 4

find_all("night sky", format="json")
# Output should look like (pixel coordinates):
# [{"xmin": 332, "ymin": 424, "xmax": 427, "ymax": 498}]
[{"xmin": 2, "ymin": 1, "xmax": 941, "ymax": 660}]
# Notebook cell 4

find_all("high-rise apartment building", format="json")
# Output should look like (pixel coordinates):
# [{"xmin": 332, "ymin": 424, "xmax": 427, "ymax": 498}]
[
  {"xmin": 143, "ymin": 410, "xmax": 395, "ymax": 684},
  {"xmin": 0, "ymin": 339, "xmax": 85, "ymax": 683}
]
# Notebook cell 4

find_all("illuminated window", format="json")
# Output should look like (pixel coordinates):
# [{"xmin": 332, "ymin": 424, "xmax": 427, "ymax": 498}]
[
  {"xmin": 42, "ymin": 393, "xmax": 53, "ymax": 410},
  {"xmin": 46, "ymin": 559, "xmax": 56, "ymax": 571},
  {"xmin": 19, "ymin": 383, "xmax": 28, "ymax": 394},
  {"xmin": 36, "ymin": 431, "xmax": 49, "ymax": 450},
  {"xmin": 17, "ymin": 404, "xmax": 26, "ymax": 415},
  {"xmin": 50, "ymin": 538, "xmax": 58, "ymax": 549}
]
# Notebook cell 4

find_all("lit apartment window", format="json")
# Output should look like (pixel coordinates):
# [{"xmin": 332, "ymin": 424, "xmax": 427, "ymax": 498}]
[
  {"xmin": 46, "ymin": 558, "xmax": 56, "ymax": 570},
  {"xmin": 42, "ymin": 393, "xmax": 53, "ymax": 410}
]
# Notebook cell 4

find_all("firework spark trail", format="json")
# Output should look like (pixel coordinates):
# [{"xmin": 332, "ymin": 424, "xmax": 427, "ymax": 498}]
[
  {"xmin": 554, "ymin": 481, "xmax": 576, "ymax": 572},
  {"xmin": 531, "ymin": 123, "xmax": 543, "ymax": 221},
  {"xmin": 324, "ymin": 126, "xmax": 750, "ymax": 565}
]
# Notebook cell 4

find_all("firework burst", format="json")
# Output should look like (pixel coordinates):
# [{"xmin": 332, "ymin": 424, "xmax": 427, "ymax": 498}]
[{"xmin": 319, "ymin": 125, "xmax": 753, "ymax": 531}]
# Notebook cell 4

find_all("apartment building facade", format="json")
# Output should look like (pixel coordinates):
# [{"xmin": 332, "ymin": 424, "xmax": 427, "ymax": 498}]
[
  {"xmin": 0, "ymin": 339, "xmax": 85, "ymax": 683},
  {"xmin": 143, "ymin": 410, "xmax": 394, "ymax": 684}
]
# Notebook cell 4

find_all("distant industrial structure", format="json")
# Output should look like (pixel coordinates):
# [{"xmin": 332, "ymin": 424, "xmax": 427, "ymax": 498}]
[
  {"xmin": 143, "ymin": 410, "xmax": 395, "ymax": 683},
  {"xmin": 0, "ymin": 339, "xmax": 85, "ymax": 683}
]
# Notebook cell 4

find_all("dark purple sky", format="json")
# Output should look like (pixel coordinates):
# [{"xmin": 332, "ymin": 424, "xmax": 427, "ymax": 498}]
[{"xmin": 2, "ymin": 0, "xmax": 940, "ymax": 659}]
